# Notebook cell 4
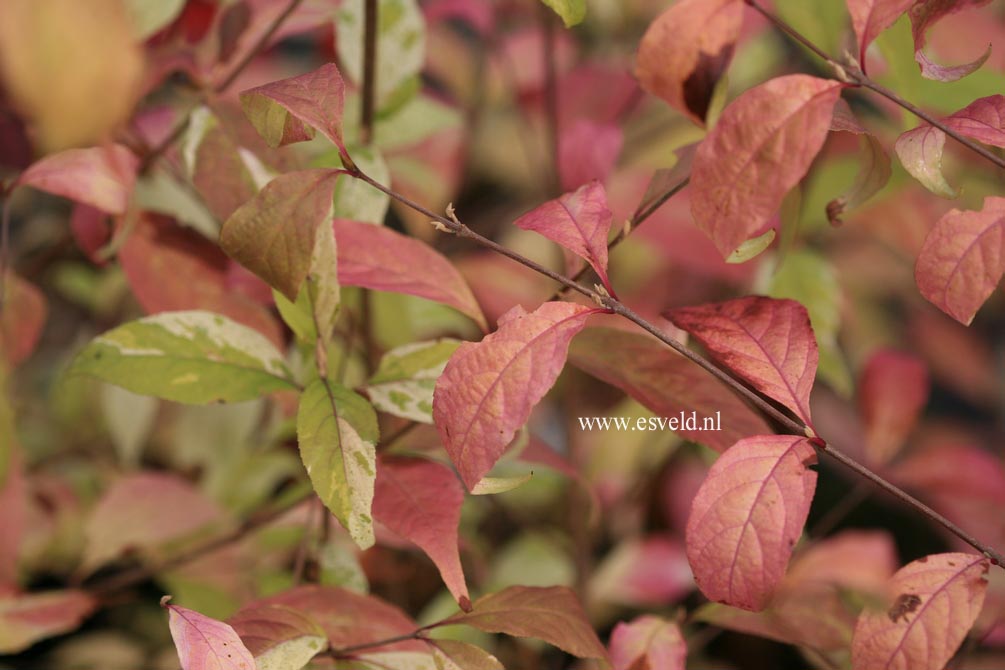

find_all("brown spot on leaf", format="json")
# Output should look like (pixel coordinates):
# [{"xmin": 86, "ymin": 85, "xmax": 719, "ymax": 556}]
[{"xmin": 888, "ymin": 593, "xmax": 922, "ymax": 623}]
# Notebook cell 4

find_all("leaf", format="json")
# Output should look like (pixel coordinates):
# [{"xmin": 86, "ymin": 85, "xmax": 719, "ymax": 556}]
[
  {"xmin": 0, "ymin": 0, "xmax": 142, "ymax": 151},
  {"xmin": 667, "ymin": 296, "xmax": 819, "ymax": 425},
  {"xmin": 1, "ymin": 272, "xmax": 47, "ymax": 368},
  {"xmin": 827, "ymin": 108, "xmax": 893, "ymax": 224},
  {"xmin": 81, "ymin": 471, "xmax": 225, "ymax": 574},
  {"xmin": 727, "ymin": 229, "xmax": 776, "ymax": 264},
  {"xmin": 859, "ymin": 349, "xmax": 928, "ymax": 466},
  {"xmin": 297, "ymin": 379, "xmax": 378, "ymax": 549},
  {"xmin": 220, "ymin": 169, "xmax": 341, "ymax": 300},
  {"xmin": 120, "ymin": 214, "xmax": 283, "ymax": 347},
  {"xmin": 334, "ymin": 218, "xmax": 487, "ymax": 330},
  {"xmin": 470, "ymin": 473, "xmax": 533, "ymax": 495},
  {"xmin": 909, "ymin": 0, "xmax": 993, "ymax": 81},
  {"xmin": 0, "ymin": 590, "xmax": 97, "ymax": 654},
  {"xmin": 330, "ymin": 145, "xmax": 390, "ymax": 224},
  {"xmin": 848, "ymin": 0, "xmax": 914, "ymax": 67},
  {"xmin": 635, "ymin": 0, "xmax": 743, "ymax": 125},
  {"xmin": 164, "ymin": 599, "xmax": 256, "ymax": 670},
  {"xmin": 431, "ymin": 639, "xmax": 503, "ymax": 670},
  {"xmin": 17, "ymin": 144, "xmax": 138, "ymax": 215},
  {"xmin": 184, "ymin": 107, "xmax": 260, "ymax": 222},
  {"xmin": 558, "ymin": 120, "xmax": 623, "ymax": 192},
  {"xmin": 914, "ymin": 196, "xmax": 1005, "ymax": 325},
  {"xmin": 851, "ymin": 553, "xmax": 989, "ymax": 670},
  {"xmin": 240, "ymin": 63, "xmax": 347, "ymax": 149},
  {"xmin": 568, "ymin": 327, "xmax": 771, "ymax": 451},
  {"xmin": 336, "ymin": 0, "xmax": 425, "ymax": 110},
  {"xmin": 433, "ymin": 302, "xmax": 596, "ymax": 490},
  {"xmin": 685, "ymin": 435, "xmax": 818, "ymax": 611},
  {"xmin": 589, "ymin": 536, "xmax": 694, "ymax": 608},
  {"xmin": 690, "ymin": 75, "xmax": 843, "ymax": 257},
  {"xmin": 228, "ymin": 603, "xmax": 328, "ymax": 670},
  {"xmin": 365, "ymin": 339, "xmax": 461, "ymax": 423},
  {"xmin": 443, "ymin": 586, "xmax": 608, "ymax": 661},
  {"xmin": 100, "ymin": 384, "xmax": 158, "ymax": 467},
  {"xmin": 609, "ymin": 616, "xmax": 687, "ymax": 670},
  {"xmin": 513, "ymin": 181, "xmax": 615, "ymax": 292},
  {"xmin": 373, "ymin": 458, "xmax": 469, "ymax": 607},
  {"xmin": 123, "ymin": 0, "xmax": 186, "ymax": 39},
  {"xmin": 68, "ymin": 310, "xmax": 297, "ymax": 404},
  {"xmin": 539, "ymin": 0, "xmax": 586, "ymax": 27}
]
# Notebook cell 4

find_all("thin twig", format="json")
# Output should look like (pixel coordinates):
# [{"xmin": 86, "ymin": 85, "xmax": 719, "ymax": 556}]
[
  {"xmin": 539, "ymin": 2, "xmax": 562, "ymax": 196},
  {"xmin": 360, "ymin": 0, "xmax": 379, "ymax": 145}
]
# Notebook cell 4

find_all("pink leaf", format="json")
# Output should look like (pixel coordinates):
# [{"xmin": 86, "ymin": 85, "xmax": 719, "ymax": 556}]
[
  {"xmin": 373, "ymin": 458, "xmax": 469, "ymax": 608},
  {"xmin": 442, "ymin": 585, "xmax": 608, "ymax": 661},
  {"xmin": 0, "ymin": 590, "xmax": 97, "ymax": 654},
  {"xmin": 164, "ymin": 599, "xmax": 255, "ymax": 670},
  {"xmin": 513, "ymin": 181, "xmax": 614, "ymax": 292},
  {"xmin": 590, "ymin": 536, "xmax": 694, "ymax": 608},
  {"xmin": 430, "ymin": 639, "xmax": 504, "ymax": 670},
  {"xmin": 909, "ymin": 0, "xmax": 993, "ymax": 81},
  {"xmin": 827, "ymin": 104, "xmax": 893, "ymax": 225},
  {"xmin": 17, "ymin": 144, "xmax": 138, "ymax": 215},
  {"xmin": 558, "ymin": 120, "xmax": 623, "ymax": 192},
  {"xmin": 568, "ymin": 327, "xmax": 772, "ymax": 452},
  {"xmin": 667, "ymin": 296, "xmax": 819, "ymax": 425},
  {"xmin": 433, "ymin": 302, "xmax": 597, "ymax": 490},
  {"xmin": 858, "ymin": 349, "xmax": 928, "ymax": 466},
  {"xmin": 239, "ymin": 62, "xmax": 346, "ymax": 150},
  {"xmin": 685, "ymin": 435, "xmax": 818, "ymax": 611},
  {"xmin": 69, "ymin": 203, "xmax": 111, "ymax": 263},
  {"xmin": 228, "ymin": 603, "xmax": 327, "ymax": 661},
  {"xmin": 848, "ymin": 0, "xmax": 915, "ymax": 68},
  {"xmin": 914, "ymin": 196, "xmax": 1005, "ymax": 325},
  {"xmin": 0, "ymin": 272, "xmax": 47, "ymax": 368},
  {"xmin": 851, "ymin": 553, "xmax": 989, "ymax": 670},
  {"xmin": 334, "ymin": 218, "xmax": 487, "ymax": 331},
  {"xmin": 609, "ymin": 616, "xmax": 687, "ymax": 670},
  {"xmin": 690, "ymin": 75, "xmax": 843, "ymax": 257},
  {"xmin": 635, "ymin": 0, "xmax": 744, "ymax": 125}
]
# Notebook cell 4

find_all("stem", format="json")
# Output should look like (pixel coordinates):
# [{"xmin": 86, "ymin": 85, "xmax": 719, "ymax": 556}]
[
  {"xmin": 745, "ymin": 0, "xmax": 1005, "ymax": 172},
  {"xmin": 346, "ymin": 165, "xmax": 1005, "ymax": 569},
  {"xmin": 0, "ymin": 196, "xmax": 11, "ymax": 311},
  {"xmin": 327, "ymin": 631, "xmax": 427, "ymax": 658},
  {"xmin": 360, "ymin": 0, "xmax": 379, "ymax": 144},
  {"xmin": 539, "ymin": 2, "xmax": 561, "ymax": 196}
]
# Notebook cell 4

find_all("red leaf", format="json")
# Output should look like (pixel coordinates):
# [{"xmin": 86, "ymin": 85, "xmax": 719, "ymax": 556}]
[
  {"xmin": 430, "ymin": 639, "xmax": 504, "ymax": 670},
  {"xmin": 120, "ymin": 214, "xmax": 283, "ymax": 347},
  {"xmin": 239, "ymin": 62, "xmax": 346, "ymax": 150},
  {"xmin": 442, "ymin": 585, "xmax": 608, "ymax": 661},
  {"xmin": 848, "ymin": 0, "xmax": 915, "ymax": 68},
  {"xmin": 17, "ymin": 144, "xmax": 138, "ymax": 215},
  {"xmin": 0, "ymin": 272, "xmax": 47, "ymax": 367},
  {"xmin": 609, "ymin": 616, "xmax": 687, "ymax": 670},
  {"xmin": 667, "ymin": 296, "xmax": 819, "ymax": 425},
  {"xmin": 164, "ymin": 600, "xmax": 255, "ymax": 670},
  {"xmin": 333, "ymin": 218, "xmax": 487, "ymax": 331},
  {"xmin": 227, "ymin": 603, "xmax": 327, "ymax": 660},
  {"xmin": 590, "ymin": 536, "xmax": 694, "ymax": 608},
  {"xmin": 558, "ymin": 120, "xmax": 623, "ymax": 192},
  {"xmin": 685, "ymin": 435, "xmax": 817, "ymax": 611},
  {"xmin": 635, "ymin": 0, "xmax": 743, "ymax": 125},
  {"xmin": 433, "ymin": 302, "xmax": 597, "ymax": 490},
  {"xmin": 851, "ymin": 553, "xmax": 989, "ymax": 670},
  {"xmin": 373, "ymin": 458, "xmax": 469, "ymax": 606},
  {"xmin": 914, "ymin": 196, "xmax": 1005, "ymax": 325},
  {"xmin": 909, "ymin": 0, "xmax": 993, "ymax": 81},
  {"xmin": 513, "ymin": 181, "xmax": 615, "ymax": 292},
  {"xmin": 689, "ymin": 75, "xmax": 843, "ymax": 257},
  {"xmin": 69, "ymin": 203, "xmax": 111, "ymax": 263},
  {"xmin": 858, "ymin": 349, "xmax": 928, "ymax": 466},
  {"xmin": 0, "ymin": 590, "xmax": 97, "ymax": 654}
]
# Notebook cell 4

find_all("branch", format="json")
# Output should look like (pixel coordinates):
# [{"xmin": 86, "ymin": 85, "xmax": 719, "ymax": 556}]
[
  {"xmin": 360, "ymin": 0, "xmax": 379, "ymax": 144},
  {"xmin": 345, "ymin": 165, "xmax": 1005, "ymax": 569},
  {"xmin": 539, "ymin": 2, "xmax": 562, "ymax": 196}
]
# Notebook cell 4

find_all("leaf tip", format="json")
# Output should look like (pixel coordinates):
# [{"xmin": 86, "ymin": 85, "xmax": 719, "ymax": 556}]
[
  {"xmin": 160, "ymin": 595, "xmax": 173, "ymax": 608},
  {"xmin": 459, "ymin": 595, "xmax": 473, "ymax": 613}
]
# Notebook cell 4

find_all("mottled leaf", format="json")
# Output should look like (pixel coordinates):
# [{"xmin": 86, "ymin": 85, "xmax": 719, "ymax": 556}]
[
  {"xmin": 635, "ymin": 0, "xmax": 743, "ymax": 125},
  {"xmin": 68, "ymin": 310, "xmax": 296, "ymax": 404},
  {"xmin": 365, "ymin": 340, "xmax": 460, "ymax": 423},
  {"xmin": 667, "ymin": 296, "xmax": 819, "ymax": 425},
  {"xmin": 1, "ymin": 272, "xmax": 47, "ymax": 367},
  {"xmin": 859, "ymin": 350, "xmax": 928, "ymax": 466},
  {"xmin": 686, "ymin": 435, "xmax": 818, "ymax": 611},
  {"xmin": 915, "ymin": 196, "xmax": 1005, "ymax": 325},
  {"xmin": 434, "ymin": 302, "xmax": 596, "ymax": 490},
  {"xmin": 240, "ymin": 63, "xmax": 346, "ymax": 149},
  {"xmin": 609, "ymin": 616, "xmax": 686, "ymax": 670},
  {"xmin": 443, "ymin": 586, "xmax": 608, "ymax": 661},
  {"xmin": 220, "ymin": 169, "xmax": 341, "ymax": 301},
  {"xmin": 852, "ymin": 553, "xmax": 989, "ymax": 670},
  {"xmin": 164, "ymin": 599, "xmax": 255, "ymax": 670},
  {"xmin": 334, "ymin": 218, "xmax": 487, "ymax": 330},
  {"xmin": 0, "ymin": 590, "xmax": 96, "ymax": 654},
  {"xmin": 228, "ymin": 603, "xmax": 328, "ymax": 670},
  {"xmin": 690, "ymin": 75, "xmax": 843, "ymax": 257},
  {"xmin": 373, "ymin": 458, "xmax": 468, "ymax": 606},
  {"xmin": 297, "ymin": 380, "xmax": 378, "ymax": 549},
  {"xmin": 848, "ymin": 0, "xmax": 914, "ymax": 67},
  {"xmin": 18, "ymin": 144, "xmax": 138, "ymax": 215},
  {"xmin": 539, "ymin": 0, "xmax": 586, "ymax": 27},
  {"xmin": 514, "ymin": 181, "xmax": 615, "ymax": 292},
  {"xmin": 431, "ymin": 639, "xmax": 503, "ymax": 670},
  {"xmin": 909, "ymin": 0, "xmax": 993, "ymax": 81}
]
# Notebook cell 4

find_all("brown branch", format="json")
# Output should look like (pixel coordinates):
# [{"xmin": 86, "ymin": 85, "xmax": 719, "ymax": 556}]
[
  {"xmin": 360, "ymin": 0, "xmax": 379, "ymax": 144},
  {"xmin": 539, "ymin": 3, "xmax": 562, "ymax": 196}
]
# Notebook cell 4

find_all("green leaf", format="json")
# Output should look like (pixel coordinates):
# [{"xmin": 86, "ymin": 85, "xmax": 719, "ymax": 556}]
[
  {"xmin": 123, "ymin": 0, "xmax": 186, "ymax": 40},
  {"xmin": 68, "ymin": 311, "xmax": 298, "ymax": 404},
  {"xmin": 727, "ymin": 229, "xmax": 776, "ymax": 264},
  {"xmin": 364, "ymin": 339, "xmax": 460, "ymax": 423},
  {"xmin": 539, "ymin": 0, "xmax": 586, "ymax": 27},
  {"xmin": 297, "ymin": 379, "xmax": 379, "ymax": 549},
  {"xmin": 274, "ymin": 219, "xmax": 341, "ymax": 346}
]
